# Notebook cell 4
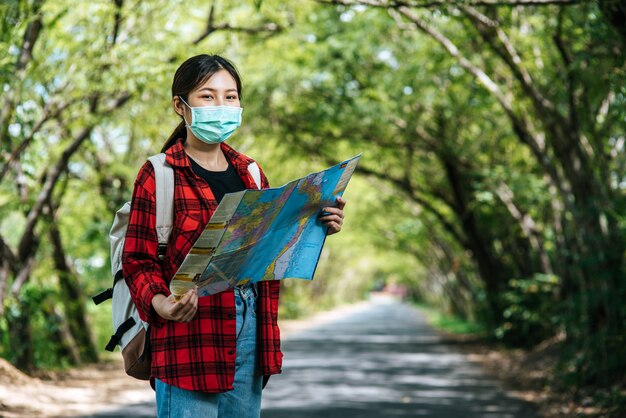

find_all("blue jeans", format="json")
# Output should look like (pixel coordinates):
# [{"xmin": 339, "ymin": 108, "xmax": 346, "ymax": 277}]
[{"xmin": 155, "ymin": 285, "xmax": 262, "ymax": 418}]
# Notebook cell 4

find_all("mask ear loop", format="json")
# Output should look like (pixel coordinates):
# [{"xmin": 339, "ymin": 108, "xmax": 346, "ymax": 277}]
[{"xmin": 178, "ymin": 96, "xmax": 192, "ymax": 127}]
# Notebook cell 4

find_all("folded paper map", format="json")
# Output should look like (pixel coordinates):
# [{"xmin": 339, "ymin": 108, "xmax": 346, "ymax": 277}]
[{"xmin": 169, "ymin": 154, "xmax": 361, "ymax": 297}]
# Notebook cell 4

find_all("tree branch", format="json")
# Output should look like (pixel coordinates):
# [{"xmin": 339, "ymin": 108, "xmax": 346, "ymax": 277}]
[
  {"xmin": 16, "ymin": 94, "xmax": 131, "ymax": 262},
  {"xmin": 0, "ymin": 99, "xmax": 74, "ymax": 183},
  {"xmin": 11, "ymin": 253, "xmax": 37, "ymax": 297},
  {"xmin": 283, "ymin": 129, "xmax": 468, "ymax": 246},
  {"xmin": 3, "ymin": 3, "xmax": 287, "ymax": 309},
  {"xmin": 551, "ymin": 8, "xmax": 601, "ymax": 177},
  {"xmin": 111, "ymin": 0, "xmax": 124, "ymax": 45},
  {"xmin": 553, "ymin": 10, "xmax": 577, "ymax": 116},
  {"xmin": 316, "ymin": 0, "xmax": 584, "ymax": 8},
  {"xmin": 391, "ymin": 6, "xmax": 566, "ymax": 197},
  {"xmin": 192, "ymin": 3, "xmax": 283, "ymax": 45},
  {"xmin": 461, "ymin": 6, "xmax": 558, "ymax": 117},
  {"xmin": 15, "ymin": 1, "xmax": 44, "ymax": 73},
  {"xmin": 494, "ymin": 181, "xmax": 554, "ymax": 273},
  {"xmin": 0, "ymin": 236, "xmax": 17, "ymax": 272},
  {"xmin": 0, "ymin": 264, "xmax": 8, "ymax": 316},
  {"xmin": 357, "ymin": 164, "xmax": 468, "ymax": 246},
  {"xmin": 0, "ymin": 0, "xmax": 44, "ymax": 149},
  {"xmin": 460, "ymin": 7, "xmax": 599, "ymax": 205}
]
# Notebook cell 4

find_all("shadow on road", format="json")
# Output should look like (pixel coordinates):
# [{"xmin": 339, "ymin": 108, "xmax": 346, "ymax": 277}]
[
  {"xmin": 261, "ymin": 295, "xmax": 538, "ymax": 418},
  {"xmin": 76, "ymin": 295, "xmax": 537, "ymax": 418}
]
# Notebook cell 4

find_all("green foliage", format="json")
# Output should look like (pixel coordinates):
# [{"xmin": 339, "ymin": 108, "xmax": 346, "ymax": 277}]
[
  {"xmin": 1, "ymin": 283, "xmax": 72, "ymax": 370},
  {"xmin": 0, "ymin": 0, "xmax": 624, "ymax": 399},
  {"xmin": 595, "ymin": 389, "xmax": 626, "ymax": 418},
  {"xmin": 86, "ymin": 298, "xmax": 116, "ymax": 361},
  {"xmin": 495, "ymin": 274, "xmax": 561, "ymax": 346}
]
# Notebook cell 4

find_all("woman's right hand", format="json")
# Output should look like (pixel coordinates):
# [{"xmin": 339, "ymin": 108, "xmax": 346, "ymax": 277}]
[{"xmin": 151, "ymin": 289, "xmax": 198, "ymax": 322}]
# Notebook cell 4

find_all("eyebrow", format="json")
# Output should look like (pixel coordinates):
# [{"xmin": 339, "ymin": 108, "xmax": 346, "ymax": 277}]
[{"xmin": 198, "ymin": 87, "xmax": 238, "ymax": 93}]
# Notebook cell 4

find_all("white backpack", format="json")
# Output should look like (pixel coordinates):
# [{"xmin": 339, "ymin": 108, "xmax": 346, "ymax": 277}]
[{"xmin": 93, "ymin": 153, "xmax": 262, "ymax": 380}]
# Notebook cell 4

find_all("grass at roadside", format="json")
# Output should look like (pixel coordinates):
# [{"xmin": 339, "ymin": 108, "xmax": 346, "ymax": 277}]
[{"xmin": 412, "ymin": 302, "xmax": 487, "ymax": 336}]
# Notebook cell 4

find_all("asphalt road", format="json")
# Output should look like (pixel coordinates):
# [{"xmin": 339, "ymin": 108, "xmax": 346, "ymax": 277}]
[
  {"xmin": 79, "ymin": 295, "xmax": 538, "ymax": 418},
  {"xmin": 261, "ymin": 295, "xmax": 538, "ymax": 418}
]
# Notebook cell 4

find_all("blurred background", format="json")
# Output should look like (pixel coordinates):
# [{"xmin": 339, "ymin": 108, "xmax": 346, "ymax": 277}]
[{"xmin": 0, "ymin": 0, "xmax": 625, "ymax": 415}]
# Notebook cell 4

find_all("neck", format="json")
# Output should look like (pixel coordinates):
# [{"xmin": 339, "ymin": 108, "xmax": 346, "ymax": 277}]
[{"xmin": 183, "ymin": 133, "xmax": 227, "ymax": 171}]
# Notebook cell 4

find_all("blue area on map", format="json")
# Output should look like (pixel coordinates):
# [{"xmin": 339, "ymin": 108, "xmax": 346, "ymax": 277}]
[{"xmin": 210, "ymin": 155, "xmax": 360, "ymax": 285}]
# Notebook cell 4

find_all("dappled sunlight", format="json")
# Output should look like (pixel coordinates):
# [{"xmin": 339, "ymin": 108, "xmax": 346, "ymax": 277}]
[
  {"xmin": 1, "ymin": 1, "xmax": 624, "ymax": 416},
  {"xmin": 261, "ymin": 298, "xmax": 537, "ymax": 418}
]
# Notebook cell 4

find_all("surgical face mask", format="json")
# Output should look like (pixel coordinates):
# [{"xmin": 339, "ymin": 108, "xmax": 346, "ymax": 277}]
[{"xmin": 180, "ymin": 97, "xmax": 243, "ymax": 144}]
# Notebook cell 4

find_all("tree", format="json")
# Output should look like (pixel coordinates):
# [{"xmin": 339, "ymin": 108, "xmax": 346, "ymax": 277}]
[
  {"xmin": 253, "ymin": 0, "xmax": 626, "ymax": 386},
  {"xmin": 0, "ymin": 0, "xmax": 284, "ymax": 370}
]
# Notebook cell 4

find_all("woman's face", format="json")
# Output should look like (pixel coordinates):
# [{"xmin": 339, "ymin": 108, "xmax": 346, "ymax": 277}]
[{"xmin": 174, "ymin": 69, "xmax": 240, "ymax": 119}]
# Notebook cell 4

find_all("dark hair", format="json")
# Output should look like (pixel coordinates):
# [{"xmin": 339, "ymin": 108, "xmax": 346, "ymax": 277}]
[{"xmin": 161, "ymin": 54, "xmax": 243, "ymax": 152}]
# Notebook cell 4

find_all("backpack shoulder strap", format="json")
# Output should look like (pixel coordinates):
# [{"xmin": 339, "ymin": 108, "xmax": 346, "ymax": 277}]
[
  {"xmin": 147, "ymin": 153, "xmax": 174, "ymax": 253},
  {"xmin": 248, "ymin": 162, "xmax": 262, "ymax": 190}
]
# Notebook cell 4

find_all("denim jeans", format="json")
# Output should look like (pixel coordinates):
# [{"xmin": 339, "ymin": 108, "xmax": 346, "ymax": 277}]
[{"xmin": 155, "ymin": 285, "xmax": 262, "ymax": 418}]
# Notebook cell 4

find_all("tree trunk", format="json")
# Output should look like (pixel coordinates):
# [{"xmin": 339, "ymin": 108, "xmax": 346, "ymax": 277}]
[
  {"xmin": 41, "ymin": 301, "xmax": 82, "ymax": 366},
  {"xmin": 7, "ymin": 308, "xmax": 34, "ymax": 372},
  {"xmin": 440, "ymin": 158, "xmax": 510, "ymax": 321},
  {"xmin": 49, "ymin": 221, "xmax": 99, "ymax": 363}
]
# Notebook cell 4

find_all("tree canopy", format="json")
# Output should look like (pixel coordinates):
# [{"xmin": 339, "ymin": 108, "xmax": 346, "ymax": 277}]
[{"xmin": 0, "ymin": 0, "xmax": 624, "ymax": 400}]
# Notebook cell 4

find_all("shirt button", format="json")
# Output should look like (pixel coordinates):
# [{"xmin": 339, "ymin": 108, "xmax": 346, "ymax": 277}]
[
  {"xmin": 228, "ymin": 350, "xmax": 234, "ymax": 355},
  {"xmin": 228, "ymin": 314, "xmax": 235, "ymax": 319}
]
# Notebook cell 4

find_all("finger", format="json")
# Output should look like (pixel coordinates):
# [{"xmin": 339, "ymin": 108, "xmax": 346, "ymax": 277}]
[
  {"xmin": 320, "ymin": 207, "xmax": 343, "ymax": 218},
  {"xmin": 182, "ymin": 290, "xmax": 198, "ymax": 313},
  {"xmin": 321, "ymin": 214, "xmax": 343, "ymax": 224},
  {"xmin": 321, "ymin": 207, "xmax": 344, "ymax": 218},
  {"xmin": 180, "ymin": 306, "xmax": 197, "ymax": 323},
  {"xmin": 178, "ymin": 290, "xmax": 198, "ymax": 322},
  {"xmin": 172, "ymin": 301, "xmax": 194, "ymax": 322},
  {"xmin": 178, "ymin": 290, "xmax": 197, "ymax": 307},
  {"xmin": 177, "ymin": 290, "xmax": 193, "ymax": 307},
  {"xmin": 183, "ymin": 308, "xmax": 198, "ymax": 322},
  {"xmin": 176, "ymin": 312, "xmax": 192, "ymax": 322},
  {"xmin": 325, "ymin": 221, "xmax": 341, "ymax": 235},
  {"xmin": 169, "ymin": 290, "xmax": 193, "ymax": 315},
  {"xmin": 179, "ymin": 289, "xmax": 194, "ymax": 302},
  {"xmin": 336, "ymin": 196, "xmax": 346, "ymax": 210},
  {"xmin": 189, "ymin": 292, "xmax": 198, "ymax": 311},
  {"xmin": 168, "ymin": 301, "xmax": 183, "ymax": 318}
]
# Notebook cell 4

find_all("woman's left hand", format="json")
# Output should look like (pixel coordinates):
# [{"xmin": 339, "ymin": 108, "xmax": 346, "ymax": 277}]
[{"xmin": 320, "ymin": 196, "xmax": 346, "ymax": 235}]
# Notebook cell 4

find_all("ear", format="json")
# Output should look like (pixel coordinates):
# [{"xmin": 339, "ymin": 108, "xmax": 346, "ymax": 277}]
[{"xmin": 172, "ymin": 96, "xmax": 185, "ymax": 117}]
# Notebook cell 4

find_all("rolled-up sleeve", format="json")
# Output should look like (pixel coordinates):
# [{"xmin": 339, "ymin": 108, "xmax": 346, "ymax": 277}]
[{"xmin": 122, "ymin": 162, "xmax": 169, "ymax": 328}]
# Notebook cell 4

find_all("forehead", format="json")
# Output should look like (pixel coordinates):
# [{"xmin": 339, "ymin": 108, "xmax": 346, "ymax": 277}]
[{"xmin": 195, "ymin": 69, "xmax": 238, "ymax": 91}]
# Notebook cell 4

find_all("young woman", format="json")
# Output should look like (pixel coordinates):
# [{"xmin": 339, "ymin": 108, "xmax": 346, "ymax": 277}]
[{"xmin": 122, "ymin": 54, "xmax": 346, "ymax": 418}]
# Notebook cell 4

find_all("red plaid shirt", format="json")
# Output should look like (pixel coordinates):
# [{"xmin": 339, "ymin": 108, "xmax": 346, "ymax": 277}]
[{"xmin": 122, "ymin": 139, "xmax": 283, "ymax": 392}]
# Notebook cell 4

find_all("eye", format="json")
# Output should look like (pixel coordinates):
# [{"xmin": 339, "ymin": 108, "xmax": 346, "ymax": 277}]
[
  {"xmin": 226, "ymin": 95, "xmax": 238, "ymax": 100},
  {"xmin": 201, "ymin": 95, "xmax": 214, "ymax": 100}
]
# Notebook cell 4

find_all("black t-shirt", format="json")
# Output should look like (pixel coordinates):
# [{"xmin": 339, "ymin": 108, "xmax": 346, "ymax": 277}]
[{"xmin": 189, "ymin": 157, "xmax": 246, "ymax": 203}]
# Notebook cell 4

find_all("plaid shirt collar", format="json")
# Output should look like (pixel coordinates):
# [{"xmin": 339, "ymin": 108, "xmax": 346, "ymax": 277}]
[{"xmin": 165, "ymin": 139, "xmax": 255, "ymax": 170}]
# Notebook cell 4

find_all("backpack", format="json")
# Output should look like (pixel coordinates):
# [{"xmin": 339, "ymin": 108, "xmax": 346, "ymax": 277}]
[{"xmin": 93, "ymin": 153, "xmax": 262, "ymax": 380}]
